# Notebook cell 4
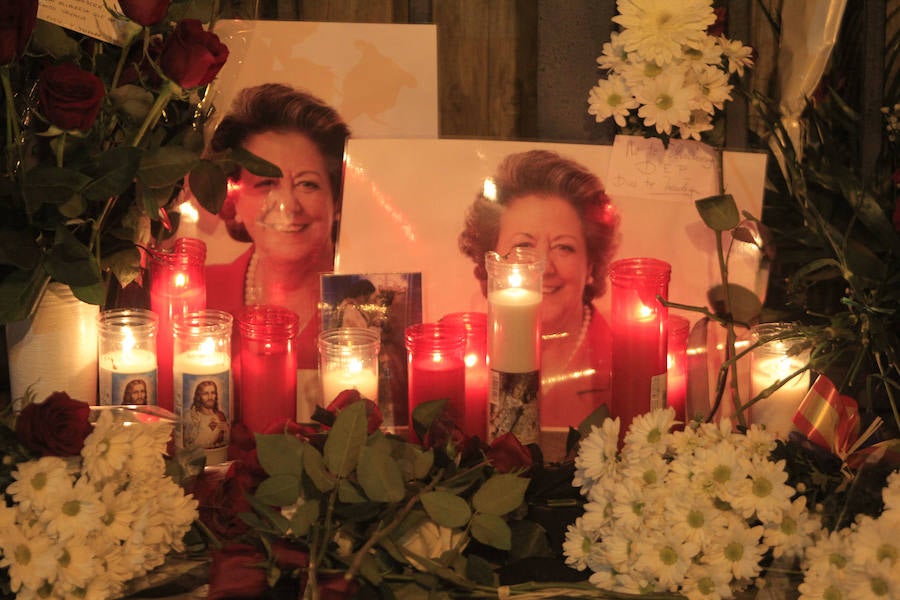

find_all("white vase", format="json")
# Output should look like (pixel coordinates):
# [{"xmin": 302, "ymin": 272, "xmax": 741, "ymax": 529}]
[{"xmin": 5, "ymin": 282, "xmax": 99, "ymax": 406}]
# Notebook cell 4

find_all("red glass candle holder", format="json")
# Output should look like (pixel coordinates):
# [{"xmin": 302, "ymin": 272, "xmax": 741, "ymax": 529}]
[
  {"xmin": 440, "ymin": 312, "xmax": 488, "ymax": 440},
  {"xmin": 667, "ymin": 315, "xmax": 690, "ymax": 425},
  {"xmin": 148, "ymin": 238, "xmax": 207, "ymax": 411},
  {"xmin": 609, "ymin": 257, "xmax": 671, "ymax": 434},
  {"xmin": 237, "ymin": 305, "xmax": 299, "ymax": 433},
  {"xmin": 405, "ymin": 322, "xmax": 467, "ymax": 440}
]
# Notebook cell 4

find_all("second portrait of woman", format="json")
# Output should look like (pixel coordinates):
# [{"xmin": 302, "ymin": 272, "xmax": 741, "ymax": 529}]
[{"xmin": 459, "ymin": 150, "xmax": 620, "ymax": 428}]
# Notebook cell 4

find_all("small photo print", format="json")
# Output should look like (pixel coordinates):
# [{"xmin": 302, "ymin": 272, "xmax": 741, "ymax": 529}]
[
  {"xmin": 112, "ymin": 372, "xmax": 157, "ymax": 406},
  {"xmin": 181, "ymin": 374, "xmax": 231, "ymax": 451},
  {"xmin": 320, "ymin": 272, "xmax": 423, "ymax": 427}
]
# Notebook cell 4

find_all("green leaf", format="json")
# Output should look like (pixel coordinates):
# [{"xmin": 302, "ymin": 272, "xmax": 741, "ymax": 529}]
[
  {"xmin": 411, "ymin": 398, "xmax": 448, "ymax": 440},
  {"xmin": 229, "ymin": 146, "xmax": 283, "ymax": 178},
  {"xmin": 289, "ymin": 499, "xmax": 320, "ymax": 536},
  {"xmin": 138, "ymin": 146, "xmax": 200, "ymax": 188},
  {"xmin": 472, "ymin": 474, "xmax": 529, "ymax": 516},
  {"xmin": 22, "ymin": 166, "xmax": 92, "ymax": 213},
  {"xmin": 420, "ymin": 491, "xmax": 471, "ymax": 528},
  {"xmin": 302, "ymin": 443, "xmax": 335, "ymax": 492},
  {"xmin": 413, "ymin": 449, "xmax": 434, "ymax": 480},
  {"xmin": 357, "ymin": 446, "xmax": 405, "ymax": 503},
  {"xmin": 358, "ymin": 552, "xmax": 384, "ymax": 586},
  {"xmin": 706, "ymin": 283, "xmax": 762, "ymax": 324},
  {"xmin": 509, "ymin": 520, "xmax": 552, "ymax": 561},
  {"xmin": 31, "ymin": 21, "xmax": 80, "ymax": 60},
  {"xmin": 255, "ymin": 474, "xmax": 301, "ymax": 507},
  {"xmin": 695, "ymin": 194, "xmax": 740, "ymax": 231},
  {"xmin": 0, "ymin": 229, "xmax": 40, "ymax": 270},
  {"xmin": 81, "ymin": 147, "xmax": 141, "ymax": 202},
  {"xmin": 465, "ymin": 554, "xmax": 497, "ymax": 587},
  {"xmin": 104, "ymin": 247, "xmax": 143, "ymax": 288},
  {"xmin": 70, "ymin": 280, "xmax": 107, "ymax": 306},
  {"xmin": 57, "ymin": 192, "xmax": 87, "ymax": 218},
  {"xmin": 0, "ymin": 269, "xmax": 49, "ymax": 324},
  {"xmin": 189, "ymin": 160, "xmax": 228, "ymax": 214},
  {"xmin": 45, "ymin": 229, "xmax": 102, "ymax": 288},
  {"xmin": 244, "ymin": 493, "xmax": 292, "ymax": 534},
  {"xmin": 323, "ymin": 400, "xmax": 367, "ymax": 477},
  {"xmin": 255, "ymin": 433, "xmax": 304, "ymax": 478},
  {"xmin": 338, "ymin": 479, "xmax": 367, "ymax": 503},
  {"xmin": 470, "ymin": 513, "xmax": 511, "ymax": 550}
]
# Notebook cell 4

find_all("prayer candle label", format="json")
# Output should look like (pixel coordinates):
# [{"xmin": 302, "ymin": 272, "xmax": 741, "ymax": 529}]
[
  {"xmin": 98, "ymin": 348, "xmax": 158, "ymax": 406},
  {"xmin": 488, "ymin": 370, "xmax": 540, "ymax": 445},
  {"xmin": 173, "ymin": 350, "xmax": 232, "ymax": 463}
]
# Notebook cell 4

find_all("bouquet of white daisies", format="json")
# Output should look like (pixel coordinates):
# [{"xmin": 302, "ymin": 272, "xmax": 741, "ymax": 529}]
[
  {"xmin": 587, "ymin": 0, "xmax": 753, "ymax": 140},
  {"xmin": 565, "ymin": 408, "xmax": 819, "ymax": 599},
  {"xmin": 0, "ymin": 408, "xmax": 198, "ymax": 599}
]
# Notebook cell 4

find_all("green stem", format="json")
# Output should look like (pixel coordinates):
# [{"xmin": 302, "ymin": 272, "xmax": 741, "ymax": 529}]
[
  {"xmin": 110, "ymin": 30, "xmax": 139, "ymax": 91},
  {"xmin": 132, "ymin": 85, "xmax": 174, "ymax": 148},
  {"xmin": 343, "ymin": 469, "xmax": 446, "ymax": 582},
  {"xmin": 56, "ymin": 132, "xmax": 66, "ymax": 168},
  {"xmin": 1, "ymin": 66, "xmax": 22, "ymax": 174},
  {"xmin": 874, "ymin": 352, "xmax": 900, "ymax": 433}
]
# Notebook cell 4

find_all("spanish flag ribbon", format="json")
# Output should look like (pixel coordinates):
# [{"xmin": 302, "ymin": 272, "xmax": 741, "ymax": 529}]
[{"xmin": 793, "ymin": 374, "xmax": 900, "ymax": 473}]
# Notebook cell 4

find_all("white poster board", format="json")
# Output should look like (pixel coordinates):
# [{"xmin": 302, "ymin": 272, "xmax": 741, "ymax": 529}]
[{"xmin": 337, "ymin": 137, "xmax": 768, "ymax": 325}]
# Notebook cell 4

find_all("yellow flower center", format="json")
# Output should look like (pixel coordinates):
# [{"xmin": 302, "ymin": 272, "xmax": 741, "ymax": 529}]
[
  {"xmin": 724, "ymin": 541, "xmax": 744, "ymax": 562},
  {"xmin": 14, "ymin": 544, "xmax": 31, "ymax": 565},
  {"xmin": 712, "ymin": 465, "xmax": 731, "ymax": 483},
  {"xmin": 829, "ymin": 553, "xmax": 847, "ymax": 569},
  {"xmin": 659, "ymin": 546, "xmax": 678, "ymax": 565},
  {"xmin": 62, "ymin": 500, "xmax": 81, "ymax": 517},
  {"xmin": 870, "ymin": 577, "xmax": 888, "ymax": 596},
  {"xmin": 31, "ymin": 471, "xmax": 47, "ymax": 491},
  {"xmin": 656, "ymin": 94, "xmax": 673, "ymax": 111},
  {"xmin": 644, "ymin": 63, "xmax": 663, "ymax": 78},
  {"xmin": 780, "ymin": 516, "xmax": 797, "ymax": 535},
  {"xmin": 876, "ymin": 543, "xmax": 896, "ymax": 564},
  {"xmin": 643, "ymin": 469, "xmax": 657, "ymax": 485},
  {"xmin": 823, "ymin": 585, "xmax": 842, "ymax": 600},
  {"xmin": 752, "ymin": 477, "xmax": 773, "ymax": 498},
  {"xmin": 608, "ymin": 93, "xmax": 622, "ymax": 107},
  {"xmin": 687, "ymin": 509, "xmax": 705, "ymax": 529}
]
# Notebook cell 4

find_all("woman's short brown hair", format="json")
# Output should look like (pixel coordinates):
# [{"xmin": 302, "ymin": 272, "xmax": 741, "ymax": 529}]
[
  {"xmin": 458, "ymin": 149, "xmax": 619, "ymax": 301},
  {"xmin": 209, "ymin": 83, "xmax": 350, "ymax": 242}
]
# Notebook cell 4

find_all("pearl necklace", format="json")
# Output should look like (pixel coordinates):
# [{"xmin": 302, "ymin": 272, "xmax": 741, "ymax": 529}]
[
  {"xmin": 244, "ymin": 250, "xmax": 261, "ymax": 304},
  {"xmin": 542, "ymin": 304, "xmax": 592, "ymax": 379}
]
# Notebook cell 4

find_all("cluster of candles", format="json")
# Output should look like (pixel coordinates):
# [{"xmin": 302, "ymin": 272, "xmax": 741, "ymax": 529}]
[{"xmin": 98, "ymin": 238, "xmax": 809, "ymax": 459}]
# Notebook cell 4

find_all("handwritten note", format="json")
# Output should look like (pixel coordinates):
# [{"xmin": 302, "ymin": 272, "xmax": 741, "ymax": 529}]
[
  {"xmin": 605, "ymin": 135, "xmax": 719, "ymax": 201},
  {"xmin": 38, "ymin": 0, "xmax": 131, "ymax": 46}
]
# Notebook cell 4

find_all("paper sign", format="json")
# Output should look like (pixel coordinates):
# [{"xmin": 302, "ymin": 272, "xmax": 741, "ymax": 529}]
[
  {"xmin": 605, "ymin": 135, "xmax": 719, "ymax": 201},
  {"xmin": 37, "ymin": 0, "xmax": 132, "ymax": 46}
]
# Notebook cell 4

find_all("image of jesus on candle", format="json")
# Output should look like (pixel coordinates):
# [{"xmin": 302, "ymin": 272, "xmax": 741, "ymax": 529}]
[
  {"xmin": 184, "ymin": 380, "xmax": 230, "ymax": 450},
  {"xmin": 458, "ymin": 150, "xmax": 620, "ymax": 429}
]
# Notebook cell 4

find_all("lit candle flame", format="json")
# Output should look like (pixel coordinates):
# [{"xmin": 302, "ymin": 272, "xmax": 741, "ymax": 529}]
[
  {"xmin": 465, "ymin": 353, "xmax": 477, "ymax": 368},
  {"xmin": 174, "ymin": 273, "xmax": 187, "ymax": 289},
  {"xmin": 348, "ymin": 358, "xmax": 363, "ymax": 374},
  {"xmin": 508, "ymin": 270, "xmax": 523, "ymax": 288},
  {"xmin": 432, "ymin": 352, "xmax": 443, "ymax": 364}
]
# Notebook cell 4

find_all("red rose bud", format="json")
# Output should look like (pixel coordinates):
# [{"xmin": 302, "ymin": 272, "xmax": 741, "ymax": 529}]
[
  {"xmin": 207, "ymin": 544, "xmax": 268, "ymax": 600},
  {"xmin": 270, "ymin": 539, "xmax": 310, "ymax": 571},
  {"xmin": 0, "ymin": 0, "xmax": 38, "ymax": 65},
  {"xmin": 486, "ymin": 432, "xmax": 533, "ymax": 473},
  {"xmin": 318, "ymin": 574, "xmax": 360, "ymax": 600},
  {"xmin": 326, "ymin": 389, "xmax": 383, "ymax": 434},
  {"xmin": 119, "ymin": 0, "xmax": 171, "ymax": 26},
  {"xmin": 37, "ymin": 63, "xmax": 105, "ymax": 131},
  {"xmin": 158, "ymin": 19, "xmax": 228, "ymax": 89},
  {"xmin": 16, "ymin": 391, "xmax": 92, "ymax": 457},
  {"xmin": 193, "ymin": 459, "xmax": 267, "ymax": 540}
]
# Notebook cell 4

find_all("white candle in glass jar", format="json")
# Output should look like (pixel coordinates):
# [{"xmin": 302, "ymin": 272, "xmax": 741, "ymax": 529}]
[
  {"xmin": 750, "ymin": 355, "xmax": 809, "ymax": 439},
  {"xmin": 321, "ymin": 357, "xmax": 379, "ymax": 403},
  {"xmin": 487, "ymin": 287, "xmax": 541, "ymax": 373},
  {"xmin": 99, "ymin": 347, "xmax": 158, "ymax": 405},
  {"xmin": 173, "ymin": 339, "xmax": 232, "ymax": 461}
]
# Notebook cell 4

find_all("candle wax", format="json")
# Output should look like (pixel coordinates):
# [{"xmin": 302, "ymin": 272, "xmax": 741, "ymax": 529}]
[
  {"xmin": 487, "ymin": 288, "xmax": 541, "ymax": 373},
  {"xmin": 240, "ymin": 341, "xmax": 296, "ymax": 433},
  {"xmin": 408, "ymin": 355, "xmax": 466, "ymax": 428},
  {"xmin": 322, "ymin": 367, "xmax": 379, "ymax": 405},
  {"xmin": 152, "ymin": 285, "xmax": 206, "ymax": 412},
  {"xmin": 99, "ymin": 348, "xmax": 158, "ymax": 406},
  {"xmin": 750, "ymin": 356, "xmax": 809, "ymax": 439}
]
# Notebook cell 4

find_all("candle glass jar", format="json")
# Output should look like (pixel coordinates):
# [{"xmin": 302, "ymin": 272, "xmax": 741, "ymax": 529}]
[
  {"xmin": 484, "ymin": 248, "xmax": 544, "ymax": 444},
  {"xmin": 98, "ymin": 308, "xmax": 159, "ymax": 406},
  {"xmin": 149, "ymin": 238, "xmax": 207, "ymax": 412},
  {"xmin": 667, "ymin": 315, "xmax": 691, "ymax": 424},
  {"xmin": 749, "ymin": 322, "xmax": 811, "ymax": 439},
  {"xmin": 405, "ymin": 322, "xmax": 467, "ymax": 441},
  {"xmin": 609, "ymin": 257, "xmax": 671, "ymax": 434},
  {"xmin": 173, "ymin": 309, "xmax": 233, "ymax": 463},
  {"xmin": 440, "ymin": 311, "xmax": 488, "ymax": 440},
  {"xmin": 237, "ymin": 305, "xmax": 299, "ymax": 434},
  {"xmin": 318, "ymin": 327, "xmax": 381, "ymax": 407}
]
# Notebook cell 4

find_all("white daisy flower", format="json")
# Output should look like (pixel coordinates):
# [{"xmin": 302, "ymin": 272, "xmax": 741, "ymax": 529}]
[
  {"xmin": 563, "ymin": 517, "xmax": 599, "ymax": 571},
  {"xmin": 742, "ymin": 424, "xmax": 777, "ymax": 460},
  {"xmin": 612, "ymin": 0, "xmax": 716, "ymax": 65},
  {"xmin": 681, "ymin": 36, "xmax": 725, "ymax": 72},
  {"xmin": 717, "ymin": 36, "xmax": 754, "ymax": 75},
  {"xmin": 689, "ymin": 65, "xmax": 733, "ymax": 113},
  {"xmin": 705, "ymin": 521, "xmax": 765, "ymax": 580},
  {"xmin": 623, "ymin": 407, "xmax": 676, "ymax": 455},
  {"xmin": 0, "ymin": 522, "xmax": 59, "ymax": 593},
  {"xmin": 634, "ymin": 530, "xmax": 698, "ymax": 590},
  {"xmin": 55, "ymin": 539, "xmax": 97, "ymax": 590},
  {"xmin": 596, "ymin": 31, "xmax": 629, "ymax": 71},
  {"xmin": 763, "ymin": 496, "xmax": 819, "ymax": 559},
  {"xmin": 799, "ymin": 563, "xmax": 850, "ymax": 600},
  {"xmin": 588, "ymin": 76, "xmax": 639, "ymax": 128},
  {"xmin": 6, "ymin": 456, "xmax": 73, "ymax": 513},
  {"xmin": 881, "ymin": 470, "xmax": 900, "ymax": 512},
  {"xmin": 666, "ymin": 493, "xmax": 727, "ymax": 548},
  {"xmin": 42, "ymin": 477, "xmax": 104, "ymax": 542},
  {"xmin": 635, "ymin": 72, "xmax": 696, "ymax": 135},
  {"xmin": 610, "ymin": 479, "xmax": 651, "ymax": 531},
  {"xmin": 803, "ymin": 528, "xmax": 853, "ymax": 577},
  {"xmin": 851, "ymin": 514, "xmax": 899, "ymax": 567},
  {"xmin": 97, "ymin": 481, "xmax": 138, "ymax": 541},
  {"xmin": 690, "ymin": 439, "xmax": 745, "ymax": 500},
  {"xmin": 81, "ymin": 411, "xmax": 137, "ymax": 482},
  {"xmin": 730, "ymin": 457, "xmax": 793, "ymax": 523},
  {"xmin": 681, "ymin": 561, "xmax": 733, "ymax": 600},
  {"xmin": 573, "ymin": 417, "xmax": 622, "ymax": 490},
  {"xmin": 677, "ymin": 109, "xmax": 714, "ymax": 141},
  {"xmin": 842, "ymin": 559, "xmax": 899, "ymax": 600}
]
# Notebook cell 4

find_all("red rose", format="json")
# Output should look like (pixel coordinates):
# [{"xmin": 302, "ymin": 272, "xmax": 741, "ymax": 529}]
[
  {"xmin": 227, "ymin": 422, "xmax": 257, "ymax": 463},
  {"xmin": 207, "ymin": 544, "xmax": 268, "ymax": 600},
  {"xmin": 326, "ymin": 389, "xmax": 383, "ymax": 434},
  {"xmin": 158, "ymin": 19, "xmax": 228, "ymax": 89},
  {"xmin": 119, "ymin": 0, "xmax": 171, "ymax": 26},
  {"xmin": 16, "ymin": 392, "xmax": 92, "ymax": 457},
  {"xmin": 0, "ymin": 0, "xmax": 38, "ymax": 65},
  {"xmin": 192, "ymin": 459, "xmax": 267, "ymax": 540},
  {"xmin": 270, "ymin": 539, "xmax": 309, "ymax": 571},
  {"xmin": 318, "ymin": 574, "xmax": 359, "ymax": 600},
  {"xmin": 486, "ymin": 432, "xmax": 533, "ymax": 473},
  {"xmin": 37, "ymin": 63, "xmax": 105, "ymax": 131}
]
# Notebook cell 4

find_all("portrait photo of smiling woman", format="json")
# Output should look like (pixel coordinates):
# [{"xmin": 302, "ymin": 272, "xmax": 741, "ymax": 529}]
[
  {"xmin": 458, "ymin": 150, "xmax": 620, "ymax": 428},
  {"xmin": 205, "ymin": 83, "xmax": 351, "ymax": 372}
]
